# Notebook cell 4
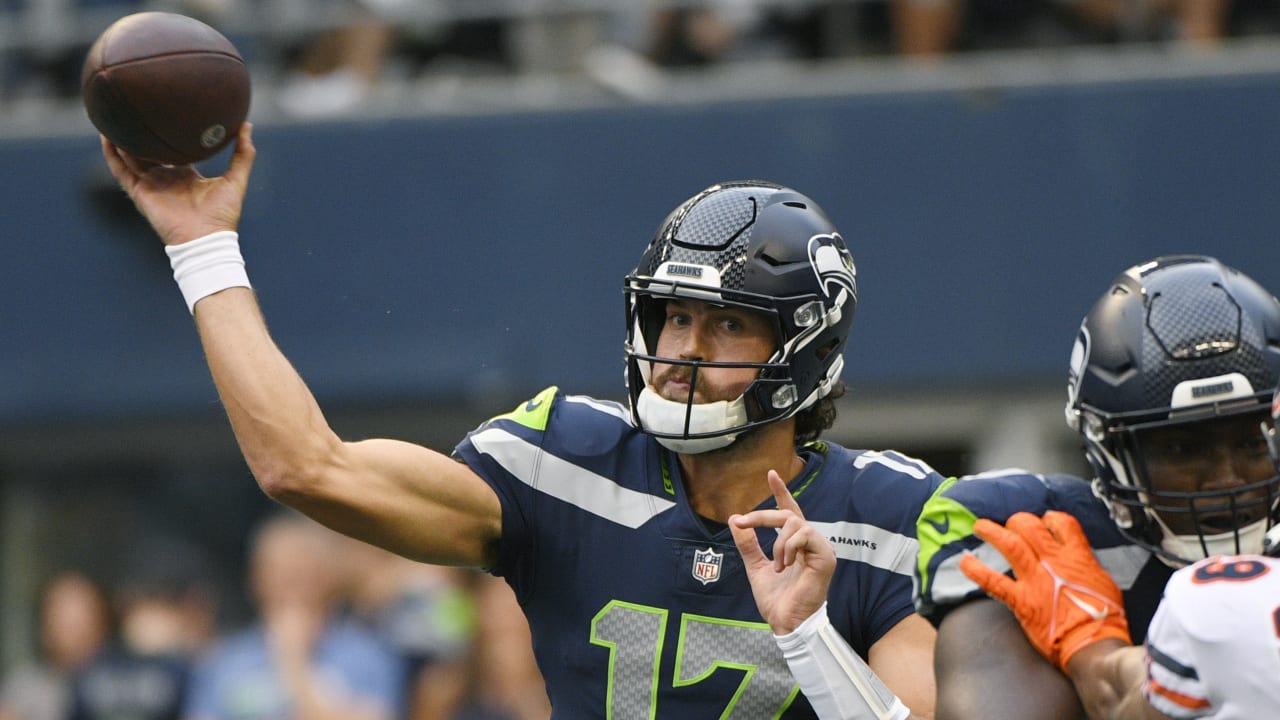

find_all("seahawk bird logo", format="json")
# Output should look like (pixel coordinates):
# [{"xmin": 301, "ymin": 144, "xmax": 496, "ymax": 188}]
[
  {"xmin": 1065, "ymin": 327, "xmax": 1090, "ymax": 431},
  {"xmin": 808, "ymin": 233, "xmax": 856, "ymax": 301}
]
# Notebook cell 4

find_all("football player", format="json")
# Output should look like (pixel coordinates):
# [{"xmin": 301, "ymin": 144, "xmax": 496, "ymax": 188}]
[
  {"xmin": 916, "ymin": 254, "xmax": 1280, "ymax": 718},
  {"xmin": 100, "ymin": 125, "xmax": 941, "ymax": 719},
  {"xmin": 733, "ymin": 256, "xmax": 1280, "ymax": 719},
  {"xmin": 961, "ymin": 510, "xmax": 1280, "ymax": 719}
]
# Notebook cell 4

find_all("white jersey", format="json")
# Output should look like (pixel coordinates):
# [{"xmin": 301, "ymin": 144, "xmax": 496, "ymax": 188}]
[{"xmin": 1144, "ymin": 555, "xmax": 1280, "ymax": 719}]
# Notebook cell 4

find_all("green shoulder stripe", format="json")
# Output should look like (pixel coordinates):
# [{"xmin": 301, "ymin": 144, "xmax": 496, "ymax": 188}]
[
  {"xmin": 494, "ymin": 385, "xmax": 558, "ymax": 431},
  {"xmin": 916, "ymin": 478, "xmax": 978, "ymax": 594}
]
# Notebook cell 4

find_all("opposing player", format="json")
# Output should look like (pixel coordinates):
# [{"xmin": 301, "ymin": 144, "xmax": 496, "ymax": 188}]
[
  {"xmin": 731, "ymin": 256, "xmax": 1280, "ymax": 719},
  {"xmin": 962, "ymin": 510, "xmax": 1280, "ymax": 719},
  {"xmin": 99, "ymin": 125, "xmax": 941, "ymax": 718},
  {"xmin": 916, "ymin": 255, "xmax": 1280, "ymax": 718}
]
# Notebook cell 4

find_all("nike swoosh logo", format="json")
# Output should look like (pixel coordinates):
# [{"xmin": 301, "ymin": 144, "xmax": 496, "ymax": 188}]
[
  {"xmin": 1063, "ymin": 588, "xmax": 1109, "ymax": 621},
  {"xmin": 525, "ymin": 398, "xmax": 543, "ymax": 412},
  {"xmin": 924, "ymin": 514, "xmax": 950, "ymax": 535}
]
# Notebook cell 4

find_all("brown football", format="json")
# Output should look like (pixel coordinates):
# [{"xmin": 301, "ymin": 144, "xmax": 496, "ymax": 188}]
[{"xmin": 82, "ymin": 12, "xmax": 251, "ymax": 165}]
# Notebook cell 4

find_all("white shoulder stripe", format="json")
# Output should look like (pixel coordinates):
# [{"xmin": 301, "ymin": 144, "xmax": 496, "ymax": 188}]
[
  {"xmin": 852, "ymin": 451, "xmax": 931, "ymax": 480},
  {"xmin": 564, "ymin": 394, "xmax": 633, "ymax": 423},
  {"xmin": 809, "ymin": 520, "xmax": 918, "ymax": 577},
  {"xmin": 469, "ymin": 427, "xmax": 674, "ymax": 528},
  {"xmin": 959, "ymin": 467, "xmax": 1039, "ymax": 481}
]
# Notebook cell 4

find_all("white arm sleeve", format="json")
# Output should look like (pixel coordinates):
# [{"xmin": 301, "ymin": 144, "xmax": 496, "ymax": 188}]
[{"xmin": 774, "ymin": 602, "xmax": 911, "ymax": 720}]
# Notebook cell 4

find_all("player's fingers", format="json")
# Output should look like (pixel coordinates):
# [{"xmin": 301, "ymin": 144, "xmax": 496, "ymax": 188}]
[
  {"xmin": 973, "ymin": 517, "xmax": 1038, "ymax": 578},
  {"xmin": 1005, "ymin": 511, "xmax": 1060, "ymax": 553},
  {"xmin": 773, "ymin": 512, "xmax": 816, "ymax": 570},
  {"xmin": 223, "ymin": 122, "xmax": 256, "ymax": 190},
  {"xmin": 732, "ymin": 508, "xmax": 793, "ymax": 531},
  {"xmin": 762, "ymin": 466, "xmax": 793, "ymax": 504},
  {"xmin": 1042, "ymin": 511, "xmax": 1091, "ymax": 555},
  {"xmin": 729, "ymin": 514, "xmax": 768, "ymax": 568},
  {"xmin": 768, "ymin": 470, "xmax": 803, "ymax": 517},
  {"xmin": 101, "ymin": 136, "xmax": 136, "ymax": 184},
  {"xmin": 959, "ymin": 553, "xmax": 1017, "ymax": 603},
  {"xmin": 110, "ymin": 141, "xmax": 164, "ymax": 177}
]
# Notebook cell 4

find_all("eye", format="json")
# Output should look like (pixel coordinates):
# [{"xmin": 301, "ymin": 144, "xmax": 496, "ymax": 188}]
[
  {"xmin": 1240, "ymin": 436, "xmax": 1269, "ymax": 456},
  {"xmin": 1150, "ymin": 437, "xmax": 1202, "ymax": 461}
]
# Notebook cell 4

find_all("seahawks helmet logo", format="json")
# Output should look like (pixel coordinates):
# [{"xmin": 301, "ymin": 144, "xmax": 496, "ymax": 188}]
[
  {"xmin": 808, "ymin": 234, "xmax": 856, "ymax": 300},
  {"xmin": 1065, "ymin": 327, "xmax": 1090, "ymax": 430}
]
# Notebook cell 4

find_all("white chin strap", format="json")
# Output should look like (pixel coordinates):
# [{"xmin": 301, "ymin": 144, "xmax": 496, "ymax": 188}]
[
  {"xmin": 1154, "ymin": 515, "xmax": 1271, "ymax": 567},
  {"xmin": 637, "ymin": 387, "xmax": 749, "ymax": 454}
]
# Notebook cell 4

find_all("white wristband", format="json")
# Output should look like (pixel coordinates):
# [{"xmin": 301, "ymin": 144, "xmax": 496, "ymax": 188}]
[
  {"xmin": 775, "ymin": 602, "xmax": 910, "ymax": 720},
  {"xmin": 165, "ymin": 230, "xmax": 251, "ymax": 314}
]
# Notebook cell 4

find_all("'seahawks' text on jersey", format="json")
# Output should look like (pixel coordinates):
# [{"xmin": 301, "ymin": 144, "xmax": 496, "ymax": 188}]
[
  {"xmin": 914, "ymin": 469, "xmax": 1174, "ymax": 643},
  {"xmin": 452, "ymin": 386, "xmax": 944, "ymax": 719}
]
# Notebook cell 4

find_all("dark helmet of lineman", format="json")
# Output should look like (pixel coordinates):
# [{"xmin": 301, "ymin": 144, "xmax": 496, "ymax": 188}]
[
  {"xmin": 1066, "ymin": 255, "xmax": 1280, "ymax": 565},
  {"xmin": 623, "ymin": 180, "xmax": 857, "ymax": 453}
]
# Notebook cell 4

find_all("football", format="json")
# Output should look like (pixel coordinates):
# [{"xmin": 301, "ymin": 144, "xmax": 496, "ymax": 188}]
[{"xmin": 81, "ymin": 12, "xmax": 251, "ymax": 165}]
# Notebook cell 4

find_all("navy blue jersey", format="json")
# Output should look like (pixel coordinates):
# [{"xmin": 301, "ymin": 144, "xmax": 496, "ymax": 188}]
[
  {"xmin": 914, "ymin": 469, "xmax": 1174, "ymax": 643},
  {"xmin": 453, "ymin": 386, "xmax": 945, "ymax": 719}
]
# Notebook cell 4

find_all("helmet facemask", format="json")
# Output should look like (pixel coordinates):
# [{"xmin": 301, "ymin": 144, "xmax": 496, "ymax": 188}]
[{"xmin": 1080, "ymin": 399, "xmax": 1280, "ymax": 566}]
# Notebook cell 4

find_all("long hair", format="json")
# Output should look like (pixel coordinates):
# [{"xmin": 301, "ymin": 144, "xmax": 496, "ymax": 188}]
[{"xmin": 795, "ymin": 382, "xmax": 845, "ymax": 446}]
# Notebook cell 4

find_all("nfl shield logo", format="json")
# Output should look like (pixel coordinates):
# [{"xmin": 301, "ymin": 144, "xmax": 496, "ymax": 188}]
[{"xmin": 692, "ymin": 547, "xmax": 724, "ymax": 585}]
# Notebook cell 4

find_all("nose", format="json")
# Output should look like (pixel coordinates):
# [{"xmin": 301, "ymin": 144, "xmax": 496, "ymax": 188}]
[
  {"xmin": 674, "ymin": 320, "xmax": 709, "ymax": 361},
  {"xmin": 1201, "ymin": 444, "xmax": 1252, "ymax": 492}
]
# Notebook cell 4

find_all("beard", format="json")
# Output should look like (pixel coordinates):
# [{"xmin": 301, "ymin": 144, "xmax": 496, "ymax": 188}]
[{"xmin": 652, "ymin": 365, "xmax": 705, "ymax": 403}]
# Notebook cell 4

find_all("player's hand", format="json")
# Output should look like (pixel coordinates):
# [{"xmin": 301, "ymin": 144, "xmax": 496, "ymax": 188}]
[
  {"xmin": 959, "ymin": 511, "xmax": 1130, "ymax": 673},
  {"xmin": 730, "ymin": 470, "xmax": 836, "ymax": 636},
  {"xmin": 100, "ymin": 121, "xmax": 256, "ymax": 247}
]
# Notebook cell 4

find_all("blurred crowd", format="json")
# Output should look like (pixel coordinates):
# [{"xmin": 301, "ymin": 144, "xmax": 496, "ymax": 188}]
[
  {"xmin": 0, "ymin": 511, "xmax": 549, "ymax": 720},
  {"xmin": 3, "ymin": 0, "xmax": 1280, "ymax": 117}
]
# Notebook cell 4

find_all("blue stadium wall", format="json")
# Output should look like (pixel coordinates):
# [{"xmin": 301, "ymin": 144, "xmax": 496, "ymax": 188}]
[{"xmin": 4, "ymin": 70, "xmax": 1280, "ymax": 427}]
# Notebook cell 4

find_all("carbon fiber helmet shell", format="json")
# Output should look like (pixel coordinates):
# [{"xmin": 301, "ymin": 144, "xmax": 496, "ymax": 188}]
[
  {"xmin": 624, "ymin": 180, "xmax": 856, "ymax": 450},
  {"xmin": 1066, "ymin": 255, "xmax": 1280, "ymax": 565}
]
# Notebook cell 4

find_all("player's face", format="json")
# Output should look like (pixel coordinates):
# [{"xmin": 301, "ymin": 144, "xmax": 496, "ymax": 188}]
[
  {"xmin": 651, "ymin": 299, "xmax": 776, "ymax": 404},
  {"xmin": 1136, "ymin": 411, "xmax": 1276, "ymax": 536}
]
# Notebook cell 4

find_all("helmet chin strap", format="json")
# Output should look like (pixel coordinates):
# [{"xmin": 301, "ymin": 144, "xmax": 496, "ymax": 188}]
[
  {"xmin": 636, "ymin": 387, "xmax": 748, "ymax": 454},
  {"xmin": 1149, "ymin": 512, "xmax": 1271, "ymax": 567}
]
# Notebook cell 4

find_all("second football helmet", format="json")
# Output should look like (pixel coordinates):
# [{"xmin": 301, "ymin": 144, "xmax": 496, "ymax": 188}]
[
  {"xmin": 624, "ymin": 180, "xmax": 856, "ymax": 453},
  {"xmin": 1066, "ymin": 255, "xmax": 1280, "ymax": 565}
]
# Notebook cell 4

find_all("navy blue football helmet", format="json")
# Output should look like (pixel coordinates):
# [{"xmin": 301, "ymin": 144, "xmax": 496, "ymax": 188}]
[
  {"xmin": 1066, "ymin": 255, "xmax": 1280, "ymax": 565},
  {"xmin": 623, "ymin": 181, "xmax": 856, "ymax": 453}
]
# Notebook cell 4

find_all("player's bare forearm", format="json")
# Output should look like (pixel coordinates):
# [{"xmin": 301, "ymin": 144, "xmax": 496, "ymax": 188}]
[
  {"xmin": 935, "ymin": 599, "xmax": 1084, "ymax": 720},
  {"xmin": 1066, "ymin": 642, "xmax": 1170, "ymax": 720},
  {"xmin": 192, "ymin": 288, "xmax": 502, "ymax": 567},
  {"xmin": 869, "ymin": 614, "xmax": 937, "ymax": 719}
]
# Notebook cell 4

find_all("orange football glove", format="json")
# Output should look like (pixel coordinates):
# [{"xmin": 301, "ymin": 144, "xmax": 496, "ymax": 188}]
[{"xmin": 959, "ymin": 510, "xmax": 1130, "ymax": 673}]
